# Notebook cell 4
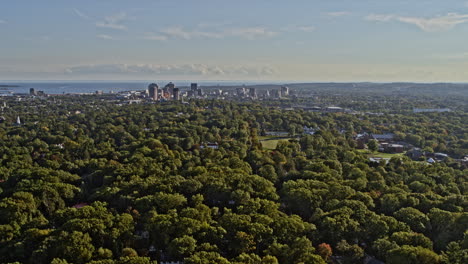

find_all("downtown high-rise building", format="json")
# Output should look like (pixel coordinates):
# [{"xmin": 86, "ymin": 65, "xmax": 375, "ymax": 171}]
[
  {"xmin": 173, "ymin": 88, "xmax": 180, "ymax": 100},
  {"xmin": 191, "ymin": 83, "xmax": 198, "ymax": 92},
  {"xmin": 148, "ymin": 83, "xmax": 159, "ymax": 100},
  {"xmin": 280, "ymin": 86, "xmax": 289, "ymax": 97}
]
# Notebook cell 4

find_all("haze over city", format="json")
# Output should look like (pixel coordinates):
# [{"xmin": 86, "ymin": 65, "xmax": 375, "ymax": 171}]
[{"xmin": 2, "ymin": 0, "xmax": 468, "ymax": 82}]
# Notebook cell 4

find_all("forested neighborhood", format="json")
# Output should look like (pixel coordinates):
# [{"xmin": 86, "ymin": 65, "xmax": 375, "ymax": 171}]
[{"xmin": 0, "ymin": 85, "xmax": 466, "ymax": 264}]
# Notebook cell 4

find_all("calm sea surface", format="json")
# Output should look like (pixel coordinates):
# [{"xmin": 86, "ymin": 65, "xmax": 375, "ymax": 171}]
[{"xmin": 0, "ymin": 81, "xmax": 284, "ymax": 95}]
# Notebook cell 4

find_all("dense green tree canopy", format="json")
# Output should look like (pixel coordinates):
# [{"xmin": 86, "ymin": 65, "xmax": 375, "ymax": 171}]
[{"xmin": 0, "ymin": 93, "xmax": 466, "ymax": 263}]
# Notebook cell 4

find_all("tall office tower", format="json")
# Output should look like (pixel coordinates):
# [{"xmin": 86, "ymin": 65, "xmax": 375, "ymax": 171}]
[
  {"xmin": 173, "ymin": 88, "xmax": 180, "ymax": 100},
  {"xmin": 237, "ymin": 87, "xmax": 246, "ymax": 98},
  {"xmin": 280, "ymin": 86, "xmax": 289, "ymax": 97},
  {"xmin": 191, "ymin": 83, "xmax": 198, "ymax": 97},
  {"xmin": 272, "ymin": 89, "xmax": 280, "ymax": 98},
  {"xmin": 249, "ymin": 87, "xmax": 257, "ymax": 99},
  {"xmin": 191, "ymin": 83, "xmax": 198, "ymax": 91},
  {"xmin": 148, "ymin": 83, "xmax": 159, "ymax": 100},
  {"xmin": 164, "ymin": 82, "xmax": 175, "ymax": 97},
  {"xmin": 197, "ymin": 88, "xmax": 203, "ymax": 97},
  {"xmin": 29, "ymin": 88, "xmax": 36, "ymax": 96}
]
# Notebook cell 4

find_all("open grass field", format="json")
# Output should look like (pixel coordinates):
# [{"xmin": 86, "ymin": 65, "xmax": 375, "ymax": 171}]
[
  {"xmin": 357, "ymin": 149, "xmax": 405, "ymax": 159},
  {"xmin": 260, "ymin": 136, "xmax": 294, "ymax": 150}
]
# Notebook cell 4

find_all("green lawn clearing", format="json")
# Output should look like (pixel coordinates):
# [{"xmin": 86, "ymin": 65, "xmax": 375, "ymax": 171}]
[
  {"xmin": 357, "ymin": 149, "xmax": 405, "ymax": 159},
  {"xmin": 260, "ymin": 137, "xmax": 294, "ymax": 150}
]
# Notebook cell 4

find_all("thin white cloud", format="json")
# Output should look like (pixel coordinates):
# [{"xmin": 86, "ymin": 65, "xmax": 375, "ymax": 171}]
[
  {"xmin": 159, "ymin": 26, "xmax": 277, "ymax": 40},
  {"xmin": 297, "ymin": 26, "xmax": 316, "ymax": 32},
  {"xmin": 64, "ymin": 63, "xmax": 276, "ymax": 76},
  {"xmin": 161, "ymin": 26, "xmax": 223, "ymax": 39},
  {"xmin": 97, "ymin": 34, "xmax": 114, "ymax": 40},
  {"xmin": 0, "ymin": 19, "xmax": 6, "ymax": 24},
  {"xmin": 227, "ymin": 27, "xmax": 277, "ymax": 39},
  {"xmin": 326, "ymin": 11, "xmax": 351, "ymax": 17},
  {"xmin": 143, "ymin": 34, "xmax": 168, "ymax": 41},
  {"xmin": 281, "ymin": 25, "xmax": 316, "ymax": 33},
  {"xmin": 398, "ymin": 13, "xmax": 468, "ymax": 32},
  {"xmin": 366, "ymin": 13, "xmax": 468, "ymax": 32},
  {"xmin": 96, "ymin": 12, "xmax": 128, "ymax": 30},
  {"xmin": 365, "ymin": 14, "xmax": 395, "ymax": 22},
  {"xmin": 160, "ymin": 27, "xmax": 192, "ymax": 39},
  {"xmin": 73, "ymin": 8, "xmax": 91, "ymax": 20}
]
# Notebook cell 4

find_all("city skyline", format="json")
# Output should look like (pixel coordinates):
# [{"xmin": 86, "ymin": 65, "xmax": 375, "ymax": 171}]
[{"xmin": 2, "ymin": 0, "xmax": 468, "ymax": 82}]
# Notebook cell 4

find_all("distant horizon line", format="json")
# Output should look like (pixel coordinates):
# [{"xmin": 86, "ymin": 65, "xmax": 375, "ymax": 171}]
[{"xmin": 2, "ymin": 80, "xmax": 468, "ymax": 85}]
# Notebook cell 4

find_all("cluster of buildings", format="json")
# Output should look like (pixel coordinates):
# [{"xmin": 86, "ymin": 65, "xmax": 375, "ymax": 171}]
[
  {"xmin": 147, "ymin": 82, "xmax": 183, "ymax": 101},
  {"xmin": 187, "ymin": 83, "xmax": 203, "ymax": 98},
  {"xmin": 123, "ymin": 83, "xmax": 293, "ymax": 102},
  {"xmin": 355, "ymin": 133, "xmax": 408, "ymax": 153},
  {"xmin": 355, "ymin": 132, "xmax": 464, "ymax": 165},
  {"xmin": 406, "ymin": 148, "xmax": 451, "ymax": 163},
  {"xmin": 23, "ymin": 82, "xmax": 293, "ymax": 102},
  {"xmin": 278, "ymin": 105, "xmax": 351, "ymax": 113},
  {"xmin": 235, "ymin": 85, "xmax": 290, "ymax": 100},
  {"xmin": 125, "ymin": 82, "xmax": 205, "ymax": 102},
  {"xmin": 413, "ymin": 108, "xmax": 451, "ymax": 113},
  {"xmin": 29, "ymin": 88, "xmax": 46, "ymax": 96}
]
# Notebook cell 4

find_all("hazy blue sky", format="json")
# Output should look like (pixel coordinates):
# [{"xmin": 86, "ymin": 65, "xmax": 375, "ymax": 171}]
[{"xmin": 2, "ymin": 0, "xmax": 468, "ymax": 81}]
